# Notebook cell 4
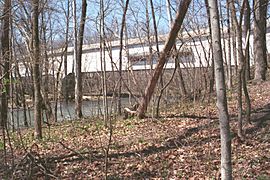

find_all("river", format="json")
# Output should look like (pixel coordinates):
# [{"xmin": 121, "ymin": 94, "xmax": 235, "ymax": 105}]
[{"xmin": 8, "ymin": 97, "xmax": 133, "ymax": 129}]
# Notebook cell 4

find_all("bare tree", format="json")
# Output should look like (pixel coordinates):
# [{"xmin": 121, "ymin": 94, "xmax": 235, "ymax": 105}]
[
  {"xmin": 1, "ymin": 0, "xmax": 11, "ymax": 164},
  {"xmin": 208, "ymin": 0, "xmax": 232, "ymax": 179},
  {"xmin": 151, "ymin": 0, "xmax": 163, "ymax": 117},
  {"xmin": 229, "ymin": 0, "xmax": 251, "ymax": 138},
  {"xmin": 243, "ymin": 0, "xmax": 251, "ymax": 81},
  {"xmin": 75, "ymin": 0, "xmax": 87, "ymax": 118},
  {"xmin": 64, "ymin": 0, "xmax": 71, "ymax": 104},
  {"xmin": 1, "ymin": 0, "xmax": 11, "ymax": 129},
  {"xmin": 204, "ymin": 0, "xmax": 215, "ymax": 94},
  {"xmin": 226, "ymin": 0, "xmax": 233, "ymax": 89},
  {"xmin": 41, "ymin": 3, "xmax": 54, "ymax": 123},
  {"xmin": 136, "ymin": 0, "xmax": 192, "ymax": 118},
  {"xmin": 253, "ymin": 0, "xmax": 268, "ymax": 81},
  {"xmin": 166, "ymin": 0, "xmax": 188, "ymax": 98},
  {"xmin": 117, "ymin": 0, "xmax": 130, "ymax": 115},
  {"xmin": 32, "ymin": 0, "xmax": 42, "ymax": 139},
  {"xmin": 100, "ymin": 0, "xmax": 108, "ymax": 125}
]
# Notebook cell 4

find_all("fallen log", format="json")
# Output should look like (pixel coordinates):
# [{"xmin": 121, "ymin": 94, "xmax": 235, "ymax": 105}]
[{"xmin": 123, "ymin": 103, "xmax": 139, "ymax": 119}]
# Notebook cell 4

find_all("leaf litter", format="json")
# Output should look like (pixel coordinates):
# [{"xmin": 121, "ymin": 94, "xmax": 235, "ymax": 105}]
[{"xmin": 0, "ymin": 81, "xmax": 270, "ymax": 179}]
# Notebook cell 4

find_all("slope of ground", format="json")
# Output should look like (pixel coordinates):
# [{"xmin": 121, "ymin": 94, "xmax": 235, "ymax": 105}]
[{"xmin": 0, "ymin": 81, "xmax": 270, "ymax": 179}]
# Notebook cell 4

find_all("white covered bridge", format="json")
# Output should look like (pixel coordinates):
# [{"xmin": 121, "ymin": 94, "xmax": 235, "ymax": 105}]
[
  {"xmin": 15, "ymin": 28, "xmax": 270, "ymax": 96},
  {"xmin": 49, "ymin": 28, "xmax": 270, "ymax": 78},
  {"xmin": 16, "ymin": 27, "xmax": 270, "ymax": 78}
]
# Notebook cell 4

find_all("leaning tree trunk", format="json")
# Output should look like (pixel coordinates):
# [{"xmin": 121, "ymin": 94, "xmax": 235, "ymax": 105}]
[
  {"xmin": 136, "ymin": 0, "xmax": 192, "ymax": 119},
  {"xmin": 208, "ymin": 0, "xmax": 232, "ymax": 179},
  {"xmin": 166, "ymin": 0, "xmax": 188, "ymax": 98},
  {"xmin": 32, "ymin": 0, "xmax": 42, "ymax": 139},
  {"xmin": 253, "ymin": 0, "xmax": 268, "ymax": 81}
]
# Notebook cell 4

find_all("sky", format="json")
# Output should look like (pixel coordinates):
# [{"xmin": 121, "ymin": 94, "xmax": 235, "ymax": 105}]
[
  {"xmin": 50, "ymin": 0, "xmax": 207, "ymax": 39},
  {"xmin": 10, "ymin": 0, "xmax": 210, "ymax": 46}
]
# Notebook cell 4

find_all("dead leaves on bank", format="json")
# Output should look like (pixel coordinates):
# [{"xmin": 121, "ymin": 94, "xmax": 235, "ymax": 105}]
[{"xmin": 1, "ymin": 82, "xmax": 270, "ymax": 179}]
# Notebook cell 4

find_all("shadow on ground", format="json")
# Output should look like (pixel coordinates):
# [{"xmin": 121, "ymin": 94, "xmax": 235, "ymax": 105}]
[{"xmin": 7, "ymin": 104, "xmax": 270, "ymax": 179}]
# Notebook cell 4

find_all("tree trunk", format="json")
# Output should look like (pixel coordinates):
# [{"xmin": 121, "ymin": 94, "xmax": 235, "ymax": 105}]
[
  {"xmin": 15, "ymin": 65, "xmax": 28, "ymax": 127},
  {"xmin": 253, "ymin": 0, "xmax": 268, "ymax": 81},
  {"xmin": 226, "ymin": 0, "xmax": 232, "ymax": 89},
  {"xmin": 64, "ymin": 0, "xmax": 70, "ymax": 104},
  {"xmin": 1, "ymin": 0, "xmax": 11, "ymax": 129},
  {"xmin": 32, "ymin": 0, "xmax": 42, "ymax": 139},
  {"xmin": 41, "ymin": 10, "xmax": 54, "ymax": 123},
  {"xmin": 230, "ymin": 0, "xmax": 251, "ymax": 137},
  {"xmin": 230, "ymin": 0, "xmax": 244, "ymax": 139},
  {"xmin": 243, "ymin": 0, "xmax": 252, "ymax": 124},
  {"xmin": 75, "ymin": 0, "xmax": 87, "ymax": 118},
  {"xmin": 204, "ymin": 0, "xmax": 215, "ymax": 94},
  {"xmin": 1, "ymin": 0, "xmax": 11, "ymax": 162},
  {"xmin": 118, "ymin": 0, "xmax": 130, "ymax": 115},
  {"xmin": 136, "ymin": 0, "xmax": 191, "ymax": 119},
  {"xmin": 150, "ymin": 0, "xmax": 164, "ymax": 118},
  {"xmin": 208, "ymin": 0, "xmax": 232, "ymax": 179},
  {"xmin": 166, "ymin": 0, "xmax": 187, "ymax": 98},
  {"xmin": 243, "ymin": 0, "xmax": 251, "ymax": 81},
  {"xmin": 100, "ymin": 0, "xmax": 108, "ymax": 125}
]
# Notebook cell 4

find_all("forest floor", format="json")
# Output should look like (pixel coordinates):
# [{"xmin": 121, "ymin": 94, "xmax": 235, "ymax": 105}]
[{"xmin": 0, "ymin": 81, "xmax": 270, "ymax": 179}]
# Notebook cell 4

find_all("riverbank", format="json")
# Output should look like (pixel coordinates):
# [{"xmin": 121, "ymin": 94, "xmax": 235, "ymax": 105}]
[{"xmin": 1, "ymin": 81, "xmax": 270, "ymax": 179}]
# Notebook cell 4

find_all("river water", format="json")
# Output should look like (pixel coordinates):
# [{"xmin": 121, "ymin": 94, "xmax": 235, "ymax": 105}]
[{"xmin": 8, "ymin": 97, "xmax": 133, "ymax": 129}]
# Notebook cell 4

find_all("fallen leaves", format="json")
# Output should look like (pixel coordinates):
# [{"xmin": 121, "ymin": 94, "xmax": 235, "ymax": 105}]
[{"xmin": 1, "ymin": 81, "xmax": 270, "ymax": 179}]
